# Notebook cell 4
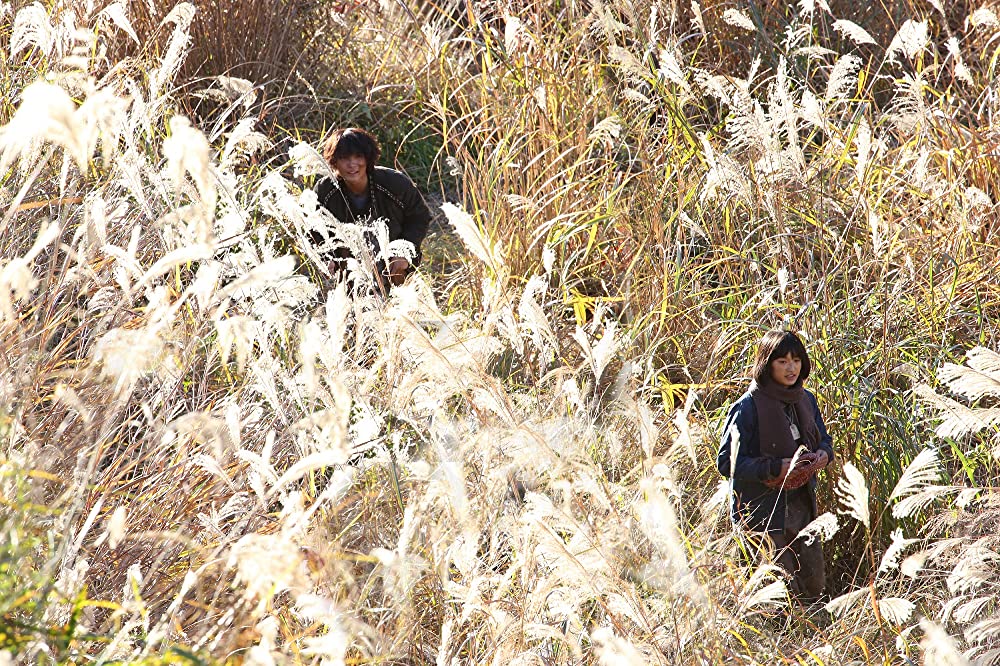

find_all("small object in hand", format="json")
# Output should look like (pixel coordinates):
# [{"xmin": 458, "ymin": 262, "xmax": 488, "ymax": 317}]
[
  {"xmin": 783, "ymin": 466, "xmax": 813, "ymax": 489},
  {"xmin": 763, "ymin": 458, "xmax": 815, "ymax": 489}
]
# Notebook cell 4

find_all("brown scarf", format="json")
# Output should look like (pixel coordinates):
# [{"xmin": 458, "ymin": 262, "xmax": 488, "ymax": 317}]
[{"xmin": 751, "ymin": 381, "xmax": 820, "ymax": 458}]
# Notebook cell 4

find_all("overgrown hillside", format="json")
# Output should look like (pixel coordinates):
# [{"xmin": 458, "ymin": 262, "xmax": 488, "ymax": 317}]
[{"xmin": 2, "ymin": 0, "xmax": 1000, "ymax": 663}]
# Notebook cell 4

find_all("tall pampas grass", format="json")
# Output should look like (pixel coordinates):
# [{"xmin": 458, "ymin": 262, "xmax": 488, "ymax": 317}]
[{"xmin": 4, "ymin": 0, "xmax": 1000, "ymax": 663}]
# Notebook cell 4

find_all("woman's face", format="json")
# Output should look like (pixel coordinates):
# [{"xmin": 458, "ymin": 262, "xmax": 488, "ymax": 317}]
[
  {"xmin": 769, "ymin": 353, "xmax": 802, "ymax": 388},
  {"xmin": 332, "ymin": 153, "xmax": 368, "ymax": 192}
]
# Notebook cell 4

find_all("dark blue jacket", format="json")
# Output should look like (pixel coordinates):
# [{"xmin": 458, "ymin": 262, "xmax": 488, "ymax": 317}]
[{"xmin": 716, "ymin": 389, "xmax": 834, "ymax": 532}]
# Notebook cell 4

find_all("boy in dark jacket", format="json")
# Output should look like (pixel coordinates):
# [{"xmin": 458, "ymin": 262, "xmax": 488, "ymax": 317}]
[{"xmin": 314, "ymin": 128, "xmax": 431, "ymax": 293}]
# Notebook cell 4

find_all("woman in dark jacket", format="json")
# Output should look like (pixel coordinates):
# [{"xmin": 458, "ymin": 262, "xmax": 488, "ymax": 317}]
[
  {"xmin": 314, "ymin": 128, "xmax": 431, "ymax": 292},
  {"xmin": 717, "ymin": 330, "xmax": 834, "ymax": 601}
]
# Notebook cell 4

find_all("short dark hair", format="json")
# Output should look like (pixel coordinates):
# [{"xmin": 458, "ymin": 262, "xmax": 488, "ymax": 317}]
[
  {"xmin": 751, "ymin": 330, "xmax": 811, "ymax": 387},
  {"xmin": 322, "ymin": 128, "xmax": 381, "ymax": 173}
]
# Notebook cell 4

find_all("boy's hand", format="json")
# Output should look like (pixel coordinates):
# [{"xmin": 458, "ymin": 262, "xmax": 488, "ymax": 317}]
[{"xmin": 387, "ymin": 257, "xmax": 409, "ymax": 286}]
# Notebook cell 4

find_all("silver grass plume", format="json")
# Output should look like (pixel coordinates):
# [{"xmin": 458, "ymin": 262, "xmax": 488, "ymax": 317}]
[
  {"xmin": 878, "ymin": 528, "xmax": 919, "ymax": 574},
  {"xmin": 890, "ymin": 448, "xmax": 942, "ymax": 505},
  {"xmin": 722, "ymin": 8, "xmax": 755, "ymax": 32},
  {"xmin": 920, "ymin": 620, "xmax": 969, "ymax": 666},
  {"xmin": 886, "ymin": 19, "xmax": 931, "ymax": 63},
  {"xmin": 878, "ymin": 597, "xmax": 915, "ymax": 624},
  {"xmin": 826, "ymin": 588, "xmax": 868, "ymax": 618},
  {"xmin": 833, "ymin": 19, "xmax": 876, "ymax": 46},
  {"xmin": 946, "ymin": 37, "xmax": 974, "ymax": 84},
  {"xmin": 98, "ymin": 1, "xmax": 140, "ymax": 45},
  {"xmin": 798, "ymin": 0, "xmax": 831, "ymax": 17},
  {"xmin": 835, "ymin": 461, "xmax": 870, "ymax": 529},
  {"xmin": 913, "ymin": 385, "xmax": 1000, "ymax": 440},
  {"xmin": 10, "ymin": 3, "xmax": 55, "ymax": 58},
  {"xmin": 915, "ymin": 346, "xmax": 1000, "ymax": 447},
  {"xmin": 441, "ymin": 202, "xmax": 506, "ymax": 277},
  {"xmin": 967, "ymin": 8, "xmax": 999, "ymax": 29},
  {"xmin": 937, "ymin": 352, "xmax": 1000, "ymax": 399},
  {"xmin": 739, "ymin": 564, "xmax": 788, "ymax": 611},
  {"xmin": 150, "ymin": 3, "xmax": 195, "ymax": 105},
  {"xmin": 826, "ymin": 54, "xmax": 863, "ymax": 101},
  {"xmin": 797, "ymin": 512, "xmax": 839, "ymax": 546}
]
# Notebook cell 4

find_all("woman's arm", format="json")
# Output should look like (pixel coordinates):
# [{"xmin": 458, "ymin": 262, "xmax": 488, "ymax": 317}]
[
  {"xmin": 809, "ymin": 391, "xmax": 834, "ymax": 464},
  {"xmin": 716, "ymin": 398, "xmax": 784, "ymax": 482}
]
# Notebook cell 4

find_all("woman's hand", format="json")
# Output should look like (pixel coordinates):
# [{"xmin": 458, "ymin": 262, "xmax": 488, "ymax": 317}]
[{"xmin": 765, "ymin": 455, "xmax": 814, "ymax": 489}]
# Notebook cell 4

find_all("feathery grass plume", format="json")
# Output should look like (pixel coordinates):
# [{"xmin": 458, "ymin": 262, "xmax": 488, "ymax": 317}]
[
  {"xmin": 163, "ymin": 116, "xmax": 217, "ymax": 214},
  {"xmin": 518, "ymin": 274, "xmax": 553, "ymax": 356},
  {"xmin": 725, "ymin": 86, "xmax": 771, "ymax": 155},
  {"xmin": 722, "ymin": 8, "xmax": 756, "ymax": 32},
  {"xmin": 797, "ymin": 512, "xmax": 839, "ymax": 546},
  {"xmin": 879, "ymin": 529, "xmax": 919, "ymax": 574},
  {"xmin": 913, "ymin": 384, "xmax": 1000, "ymax": 439},
  {"xmin": 287, "ymin": 140, "xmax": 335, "ymax": 181},
  {"xmin": 887, "ymin": 19, "xmax": 931, "ymax": 62},
  {"xmin": 890, "ymin": 447, "xmax": 942, "ymax": 503},
  {"xmin": 97, "ymin": 1, "xmax": 139, "ymax": 45},
  {"xmin": 0, "ymin": 81, "xmax": 89, "ymax": 172},
  {"xmin": 921, "ymin": 620, "xmax": 970, "ymax": 666},
  {"xmin": 669, "ymin": 390, "xmax": 699, "ymax": 464},
  {"xmin": 798, "ymin": 0, "xmax": 830, "ymax": 16},
  {"xmin": 572, "ymin": 319, "xmax": 620, "ymax": 385},
  {"xmin": 591, "ymin": 627, "xmax": 648, "ymax": 665},
  {"xmin": 953, "ymin": 596, "xmax": 992, "ymax": 624},
  {"xmin": 878, "ymin": 597, "xmax": 915, "ymax": 624},
  {"xmin": 215, "ymin": 315, "xmax": 257, "ymax": 372},
  {"xmin": 937, "ymin": 363, "xmax": 1000, "ymax": 399},
  {"xmin": 657, "ymin": 48, "xmax": 691, "ymax": 94},
  {"xmin": 10, "ymin": 2, "xmax": 54, "ymax": 57},
  {"xmin": 635, "ymin": 474, "xmax": 692, "ymax": 589},
  {"xmin": 826, "ymin": 54, "xmax": 862, "ymax": 101},
  {"xmin": 220, "ymin": 117, "xmax": 271, "ymax": 168},
  {"xmin": 831, "ymin": 19, "xmax": 877, "ymax": 46},
  {"xmin": 966, "ymin": 618, "xmax": 1000, "ymax": 648},
  {"xmin": 826, "ymin": 588, "xmax": 868, "ymax": 618},
  {"xmin": 0, "ymin": 222, "xmax": 58, "ymax": 321},
  {"xmin": 228, "ymin": 532, "xmax": 310, "ymax": 613},
  {"xmin": 836, "ymin": 461, "xmax": 870, "ymax": 528},
  {"xmin": 297, "ymin": 597, "xmax": 350, "ymax": 664},
  {"xmin": 967, "ymin": 8, "xmax": 999, "ymax": 29},
  {"xmin": 740, "ymin": 564, "xmax": 789, "ymax": 611},
  {"xmin": 699, "ymin": 135, "xmax": 751, "ymax": 203},
  {"xmin": 503, "ymin": 14, "xmax": 534, "ymax": 56},
  {"xmin": 441, "ymin": 202, "xmax": 506, "ymax": 277},
  {"xmin": 588, "ymin": 115, "xmax": 623, "ymax": 150},
  {"xmin": 149, "ymin": 2, "xmax": 195, "ymax": 104},
  {"xmin": 896, "ymin": 484, "xmax": 956, "ymax": 523},
  {"xmin": 854, "ymin": 117, "xmax": 873, "ymax": 187},
  {"xmin": 946, "ymin": 545, "xmax": 998, "ymax": 594},
  {"xmin": 946, "ymin": 37, "xmax": 974, "ymax": 84}
]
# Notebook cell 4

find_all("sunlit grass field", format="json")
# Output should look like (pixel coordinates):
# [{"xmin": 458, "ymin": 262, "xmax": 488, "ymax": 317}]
[{"xmin": 2, "ymin": 0, "xmax": 1000, "ymax": 663}]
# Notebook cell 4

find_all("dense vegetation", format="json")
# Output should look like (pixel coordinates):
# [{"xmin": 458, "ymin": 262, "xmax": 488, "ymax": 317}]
[{"xmin": 2, "ymin": 0, "xmax": 1000, "ymax": 663}]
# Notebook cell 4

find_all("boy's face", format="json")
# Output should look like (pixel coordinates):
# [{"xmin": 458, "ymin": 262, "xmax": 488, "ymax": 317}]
[
  {"xmin": 332, "ymin": 152, "xmax": 368, "ymax": 191},
  {"xmin": 769, "ymin": 353, "xmax": 802, "ymax": 387}
]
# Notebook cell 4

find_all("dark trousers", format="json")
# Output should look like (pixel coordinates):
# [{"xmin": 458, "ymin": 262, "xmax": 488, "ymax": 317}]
[{"xmin": 767, "ymin": 489, "xmax": 826, "ymax": 601}]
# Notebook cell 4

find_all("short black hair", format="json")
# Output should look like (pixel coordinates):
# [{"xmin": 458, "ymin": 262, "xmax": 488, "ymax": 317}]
[
  {"xmin": 751, "ymin": 330, "xmax": 811, "ymax": 387},
  {"xmin": 322, "ymin": 128, "xmax": 381, "ymax": 173}
]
